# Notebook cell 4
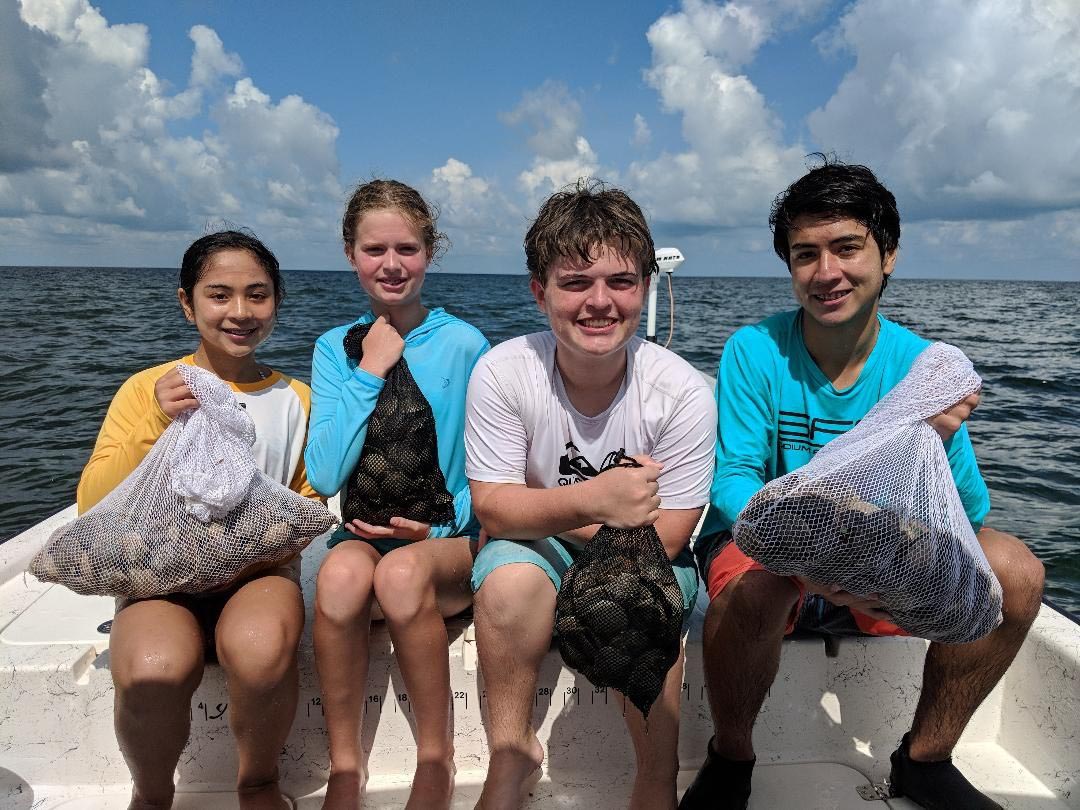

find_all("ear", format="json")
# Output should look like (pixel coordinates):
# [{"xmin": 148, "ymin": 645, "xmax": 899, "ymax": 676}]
[
  {"xmin": 883, "ymin": 248, "xmax": 898, "ymax": 278},
  {"xmin": 530, "ymin": 277, "xmax": 547, "ymax": 314},
  {"xmin": 344, "ymin": 241, "xmax": 358, "ymax": 268},
  {"xmin": 177, "ymin": 288, "xmax": 195, "ymax": 323}
]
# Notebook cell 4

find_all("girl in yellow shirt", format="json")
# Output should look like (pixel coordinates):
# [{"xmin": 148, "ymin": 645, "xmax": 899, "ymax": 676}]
[{"xmin": 77, "ymin": 230, "xmax": 316, "ymax": 810}]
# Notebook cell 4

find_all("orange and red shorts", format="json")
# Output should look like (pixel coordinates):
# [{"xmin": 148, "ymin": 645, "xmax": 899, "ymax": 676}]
[{"xmin": 695, "ymin": 531, "xmax": 909, "ymax": 638}]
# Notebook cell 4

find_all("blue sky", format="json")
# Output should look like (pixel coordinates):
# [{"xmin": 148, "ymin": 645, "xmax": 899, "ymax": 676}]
[{"xmin": 2, "ymin": 0, "xmax": 1078, "ymax": 280}]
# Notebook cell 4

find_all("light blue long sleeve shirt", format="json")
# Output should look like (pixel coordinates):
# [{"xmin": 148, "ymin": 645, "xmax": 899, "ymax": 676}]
[
  {"xmin": 700, "ymin": 310, "xmax": 990, "ymax": 539},
  {"xmin": 305, "ymin": 307, "xmax": 490, "ymax": 538}
]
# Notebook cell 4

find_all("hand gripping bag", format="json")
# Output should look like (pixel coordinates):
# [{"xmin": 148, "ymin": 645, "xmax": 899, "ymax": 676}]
[
  {"xmin": 340, "ymin": 323, "xmax": 455, "ymax": 526},
  {"xmin": 29, "ymin": 364, "xmax": 336, "ymax": 597},
  {"xmin": 555, "ymin": 452, "xmax": 684, "ymax": 718},
  {"xmin": 733, "ymin": 342, "xmax": 1002, "ymax": 643}
]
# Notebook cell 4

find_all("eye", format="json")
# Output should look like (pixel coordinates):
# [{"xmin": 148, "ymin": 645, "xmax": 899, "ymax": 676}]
[
  {"xmin": 792, "ymin": 250, "xmax": 815, "ymax": 262},
  {"xmin": 398, "ymin": 245, "xmax": 420, "ymax": 255},
  {"xmin": 609, "ymin": 277, "xmax": 637, "ymax": 289},
  {"xmin": 836, "ymin": 243, "xmax": 859, "ymax": 256}
]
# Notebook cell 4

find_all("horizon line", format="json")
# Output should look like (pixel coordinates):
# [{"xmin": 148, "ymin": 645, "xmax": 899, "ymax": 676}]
[{"xmin": 2, "ymin": 265, "xmax": 1076, "ymax": 283}]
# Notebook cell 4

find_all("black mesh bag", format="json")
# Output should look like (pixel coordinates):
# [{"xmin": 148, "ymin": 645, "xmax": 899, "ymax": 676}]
[
  {"xmin": 554, "ymin": 452, "xmax": 683, "ymax": 718},
  {"xmin": 341, "ymin": 323, "xmax": 455, "ymax": 526}
]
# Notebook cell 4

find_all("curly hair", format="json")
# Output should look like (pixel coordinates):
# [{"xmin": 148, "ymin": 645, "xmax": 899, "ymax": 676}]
[{"xmin": 525, "ymin": 178, "xmax": 658, "ymax": 285}]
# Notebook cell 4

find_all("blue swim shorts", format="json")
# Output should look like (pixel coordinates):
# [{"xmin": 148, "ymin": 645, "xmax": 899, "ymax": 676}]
[{"xmin": 471, "ymin": 536, "xmax": 699, "ymax": 622}]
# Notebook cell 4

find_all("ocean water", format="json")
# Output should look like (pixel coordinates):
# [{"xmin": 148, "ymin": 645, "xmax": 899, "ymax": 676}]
[{"xmin": 2, "ymin": 267, "xmax": 1078, "ymax": 614}]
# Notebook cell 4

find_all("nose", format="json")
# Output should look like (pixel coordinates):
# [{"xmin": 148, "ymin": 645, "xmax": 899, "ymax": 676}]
[
  {"xmin": 814, "ymin": 250, "xmax": 842, "ymax": 282},
  {"xmin": 384, "ymin": 250, "xmax": 400, "ymax": 272},
  {"xmin": 586, "ymin": 281, "xmax": 611, "ymax": 309},
  {"xmin": 230, "ymin": 296, "xmax": 251, "ymax": 321}
]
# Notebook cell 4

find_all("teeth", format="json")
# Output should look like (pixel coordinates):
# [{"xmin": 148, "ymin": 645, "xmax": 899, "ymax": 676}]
[
  {"xmin": 816, "ymin": 291, "xmax": 849, "ymax": 301},
  {"xmin": 582, "ymin": 319, "xmax": 615, "ymax": 328}
]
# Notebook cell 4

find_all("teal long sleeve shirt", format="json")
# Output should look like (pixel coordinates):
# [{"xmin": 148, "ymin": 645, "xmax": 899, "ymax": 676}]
[
  {"xmin": 700, "ymin": 310, "xmax": 990, "ymax": 540},
  {"xmin": 304, "ymin": 307, "xmax": 490, "ymax": 538}
]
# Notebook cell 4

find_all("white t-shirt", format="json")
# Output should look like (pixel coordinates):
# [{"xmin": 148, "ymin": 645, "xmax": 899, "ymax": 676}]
[
  {"xmin": 233, "ymin": 375, "xmax": 310, "ymax": 490},
  {"xmin": 465, "ymin": 332, "xmax": 716, "ymax": 511}
]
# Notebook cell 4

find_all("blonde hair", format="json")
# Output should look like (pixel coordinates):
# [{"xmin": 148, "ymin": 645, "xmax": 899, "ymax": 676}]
[{"xmin": 342, "ymin": 179, "xmax": 448, "ymax": 263}]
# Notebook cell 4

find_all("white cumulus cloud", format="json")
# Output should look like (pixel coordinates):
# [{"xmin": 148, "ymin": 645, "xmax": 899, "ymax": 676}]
[
  {"xmin": 0, "ymin": 0, "xmax": 342, "ymax": 266},
  {"xmin": 808, "ymin": 0, "xmax": 1080, "ymax": 221},
  {"xmin": 629, "ymin": 0, "xmax": 822, "ymax": 228},
  {"xmin": 501, "ymin": 81, "xmax": 603, "ymax": 205},
  {"xmin": 426, "ymin": 158, "xmax": 521, "ymax": 255}
]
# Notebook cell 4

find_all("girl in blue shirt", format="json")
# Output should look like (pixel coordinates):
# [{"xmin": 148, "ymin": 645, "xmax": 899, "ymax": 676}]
[{"xmin": 306, "ymin": 180, "xmax": 488, "ymax": 809}]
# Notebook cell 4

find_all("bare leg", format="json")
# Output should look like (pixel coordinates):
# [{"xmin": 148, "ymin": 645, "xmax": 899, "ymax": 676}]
[
  {"xmin": 701, "ymin": 570, "xmax": 800, "ymax": 760},
  {"xmin": 908, "ymin": 528, "xmax": 1044, "ymax": 760},
  {"xmin": 373, "ymin": 538, "xmax": 476, "ymax": 810},
  {"xmin": 314, "ymin": 541, "xmax": 383, "ymax": 810},
  {"xmin": 110, "ymin": 597, "xmax": 205, "ymax": 810},
  {"xmin": 473, "ymin": 563, "xmax": 552, "ymax": 810},
  {"xmin": 215, "ymin": 572, "xmax": 305, "ymax": 810},
  {"xmin": 620, "ymin": 647, "xmax": 685, "ymax": 810}
]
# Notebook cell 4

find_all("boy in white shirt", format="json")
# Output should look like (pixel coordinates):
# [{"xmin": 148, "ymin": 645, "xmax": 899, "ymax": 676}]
[{"xmin": 465, "ymin": 180, "xmax": 716, "ymax": 809}]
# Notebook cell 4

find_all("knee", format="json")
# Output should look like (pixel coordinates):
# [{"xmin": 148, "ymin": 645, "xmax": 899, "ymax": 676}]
[
  {"xmin": 216, "ymin": 616, "xmax": 298, "ymax": 688},
  {"xmin": 706, "ymin": 570, "xmax": 799, "ymax": 639},
  {"xmin": 315, "ymin": 551, "xmax": 376, "ymax": 624},
  {"xmin": 111, "ymin": 639, "xmax": 203, "ymax": 698},
  {"xmin": 474, "ymin": 564, "xmax": 552, "ymax": 629},
  {"xmin": 982, "ymin": 529, "xmax": 1044, "ymax": 627},
  {"xmin": 373, "ymin": 550, "xmax": 433, "ymax": 622}
]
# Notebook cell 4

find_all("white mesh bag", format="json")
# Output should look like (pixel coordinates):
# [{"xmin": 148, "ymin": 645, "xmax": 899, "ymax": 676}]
[
  {"xmin": 733, "ymin": 342, "xmax": 1002, "ymax": 643},
  {"xmin": 30, "ymin": 365, "xmax": 336, "ymax": 598}
]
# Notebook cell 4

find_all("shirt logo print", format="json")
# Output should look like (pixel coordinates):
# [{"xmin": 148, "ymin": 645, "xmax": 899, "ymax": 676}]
[{"xmin": 778, "ymin": 411, "xmax": 855, "ymax": 452}]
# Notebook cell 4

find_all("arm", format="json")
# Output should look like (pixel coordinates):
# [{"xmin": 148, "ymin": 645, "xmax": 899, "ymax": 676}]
[
  {"xmin": 470, "ymin": 460, "xmax": 661, "ymax": 540},
  {"xmin": 426, "ymin": 334, "xmax": 491, "ymax": 537},
  {"xmin": 76, "ymin": 372, "xmax": 175, "ymax": 513},
  {"xmin": 287, "ymin": 447, "xmax": 324, "ymax": 502},
  {"xmin": 465, "ymin": 352, "xmax": 659, "ymax": 539},
  {"xmin": 943, "ymin": 423, "xmax": 991, "ymax": 530},
  {"xmin": 303, "ymin": 332, "xmax": 384, "ymax": 497},
  {"xmin": 709, "ymin": 334, "xmax": 776, "ymax": 530}
]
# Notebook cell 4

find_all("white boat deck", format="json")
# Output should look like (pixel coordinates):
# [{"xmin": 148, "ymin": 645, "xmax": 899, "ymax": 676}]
[{"xmin": 2, "ymin": 506, "xmax": 1078, "ymax": 809}]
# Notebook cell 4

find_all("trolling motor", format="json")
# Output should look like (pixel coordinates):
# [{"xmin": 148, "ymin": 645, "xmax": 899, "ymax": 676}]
[{"xmin": 646, "ymin": 247, "xmax": 685, "ymax": 345}]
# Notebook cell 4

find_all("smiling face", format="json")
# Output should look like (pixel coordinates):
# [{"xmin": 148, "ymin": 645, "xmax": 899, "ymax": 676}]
[
  {"xmin": 346, "ymin": 208, "xmax": 429, "ymax": 315},
  {"xmin": 179, "ymin": 248, "xmax": 277, "ymax": 366},
  {"xmin": 531, "ymin": 244, "xmax": 648, "ymax": 372},
  {"xmin": 787, "ymin": 214, "xmax": 896, "ymax": 332}
]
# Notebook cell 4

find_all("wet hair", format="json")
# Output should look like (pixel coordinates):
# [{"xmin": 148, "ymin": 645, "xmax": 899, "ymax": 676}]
[
  {"xmin": 525, "ymin": 178, "xmax": 658, "ymax": 285},
  {"xmin": 342, "ymin": 178, "xmax": 448, "ymax": 263},
  {"xmin": 770, "ymin": 154, "xmax": 900, "ymax": 294},
  {"xmin": 179, "ymin": 229, "xmax": 284, "ymax": 304}
]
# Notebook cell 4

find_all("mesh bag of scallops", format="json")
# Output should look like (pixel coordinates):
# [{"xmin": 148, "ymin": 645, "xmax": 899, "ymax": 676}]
[
  {"xmin": 733, "ymin": 342, "xmax": 1002, "ymax": 644},
  {"xmin": 29, "ymin": 364, "xmax": 336, "ymax": 598},
  {"xmin": 339, "ymin": 322, "xmax": 455, "ymax": 527},
  {"xmin": 555, "ymin": 452, "xmax": 684, "ymax": 718}
]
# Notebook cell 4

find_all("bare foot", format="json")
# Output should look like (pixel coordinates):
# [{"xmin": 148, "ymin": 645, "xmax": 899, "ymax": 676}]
[
  {"xmin": 475, "ymin": 734, "xmax": 544, "ymax": 810},
  {"xmin": 628, "ymin": 773, "xmax": 677, "ymax": 810},
  {"xmin": 405, "ymin": 758, "xmax": 456, "ymax": 810},
  {"xmin": 323, "ymin": 769, "xmax": 365, "ymax": 810},
  {"xmin": 238, "ymin": 780, "xmax": 290, "ymax": 810},
  {"xmin": 128, "ymin": 790, "xmax": 174, "ymax": 810}
]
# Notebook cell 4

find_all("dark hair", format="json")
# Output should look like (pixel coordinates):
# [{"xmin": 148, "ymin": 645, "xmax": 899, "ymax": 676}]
[
  {"xmin": 770, "ymin": 154, "xmax": 900, "ymax": 271},
  {"xmin": 179, "ymin": 229, "xmax": 283, "ymax": 304},
  {"xmin": 525, "ymin": 178, "xmax": 658, "ymax": 285},
  {"xmin": 342, "ymin": 179, "xmax": 447, "ymax": 263}
]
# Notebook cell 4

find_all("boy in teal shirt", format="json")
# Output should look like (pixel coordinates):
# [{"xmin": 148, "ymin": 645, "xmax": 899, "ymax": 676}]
[{"xmin": 682, "ymin": 160, "xmax": 1045, "ymax": 810}]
